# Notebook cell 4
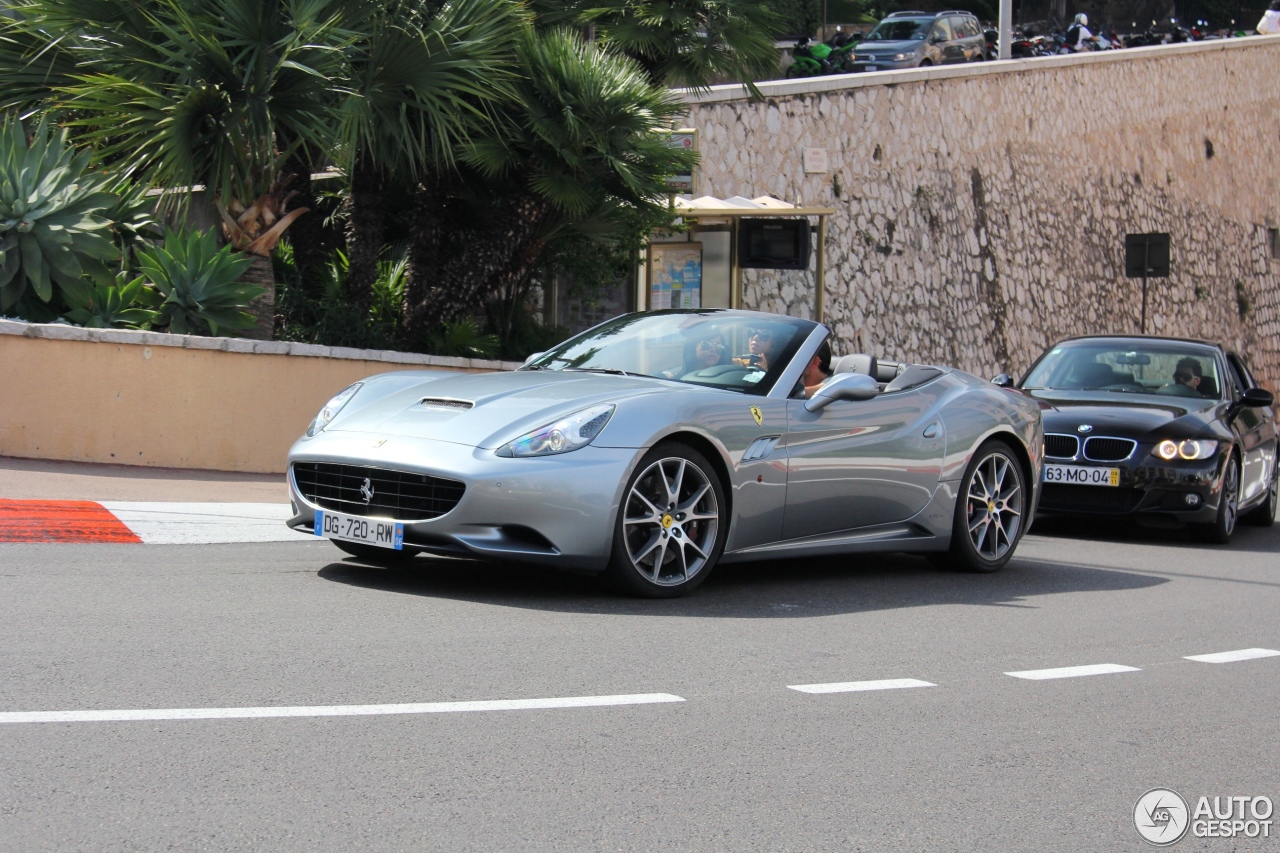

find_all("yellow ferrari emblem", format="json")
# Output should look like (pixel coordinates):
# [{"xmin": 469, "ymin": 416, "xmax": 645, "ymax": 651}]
[
  {"xmin": 750, "ymin": 406, "xmax": 763, "ymax": 426},
  {"xmin": 372, "ymin": 438, "xmax": 388, "ymax": 448},
  {"xmin": 661, "ymin": 514, "xmax": 675, "ymax": 529}
]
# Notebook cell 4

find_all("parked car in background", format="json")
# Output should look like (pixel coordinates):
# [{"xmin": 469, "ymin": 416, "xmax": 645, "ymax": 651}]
[
  {"xmin": 1004, "ymin": 335, "xmax": 1278, "ymax": 543},
  {"xmin": 288, "ymin": 309, "xmax": 1044, "ymax": 597},
  {"xmin": 852, "ymin": 10, "xmax": 986, "ymax": 71}
]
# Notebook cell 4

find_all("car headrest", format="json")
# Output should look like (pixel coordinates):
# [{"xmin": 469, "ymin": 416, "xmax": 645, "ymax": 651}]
[
  {"xmin": 875, "ymin": 361, "xmax": 905, "ymax": 382},
  {"xmin": 832, "ymin": 354, "xmax": 878, "ymax": 377}
]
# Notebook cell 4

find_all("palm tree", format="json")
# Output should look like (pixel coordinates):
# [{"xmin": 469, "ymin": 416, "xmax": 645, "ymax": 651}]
[
  {"xmin": 401, "ymin": 26, "xmax": 696, "ymax": 339},
  {"xmin": 334, "ymin": 0, "xmax": 522, "ymax": 309},
  {"xmin": 0, "ymin": 0, "xmax": 356, "ymax": 337}
]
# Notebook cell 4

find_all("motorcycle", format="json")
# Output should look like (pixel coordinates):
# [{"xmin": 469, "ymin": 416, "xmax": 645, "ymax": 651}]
[{"xmin": 785, "ymin": 36, "xmax": 834, "ymax": 77}]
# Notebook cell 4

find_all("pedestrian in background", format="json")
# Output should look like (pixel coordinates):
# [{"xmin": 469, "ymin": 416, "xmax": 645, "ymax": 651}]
[{"xmin": 1258, "ymin": 1, "xmax": 1280, "ymax": 34}]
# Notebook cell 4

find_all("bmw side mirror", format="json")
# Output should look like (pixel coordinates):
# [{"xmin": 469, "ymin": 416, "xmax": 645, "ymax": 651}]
[
  {"xmin": 805, "ymin": 373, "xmax": 880, "ymax": 412},
  {"xmin": 1240, "ymin": 387, "xmax": 1275, "ymax": 408},
  {"xmin": 991, "ymin": 373, "xmax": 1015, "ymax": 388}
]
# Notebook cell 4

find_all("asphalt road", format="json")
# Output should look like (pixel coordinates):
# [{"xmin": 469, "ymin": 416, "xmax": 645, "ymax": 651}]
[{"xmin": 2, "ymin": 517, "xmax": 1278, "ymax": 852}]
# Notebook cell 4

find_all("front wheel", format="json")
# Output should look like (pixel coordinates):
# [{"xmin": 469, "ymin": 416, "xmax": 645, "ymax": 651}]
[
  {"xmin": 1243, "ymin": 453, "xmax": 1278, "ymax": 527},
  {"xmin": 944, "ymin": 440, "xmax": 1026, "ymax": 572},
  {"xmin": 606, "ymin": 444, "xmax": 727, "ymax": 598},
  {"xmin": 1202, "ymin": 453, "xmax": 1241, "ymax": 543}
]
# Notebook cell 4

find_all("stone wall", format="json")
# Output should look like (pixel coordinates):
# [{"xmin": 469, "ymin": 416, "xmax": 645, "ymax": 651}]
[{"xmin": 680, "ymin": 38, "xmax": 1280, "ymax": 388}]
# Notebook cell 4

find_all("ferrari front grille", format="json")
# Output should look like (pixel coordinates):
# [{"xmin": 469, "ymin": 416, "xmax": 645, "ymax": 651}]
[
  {"xmin": 292, "ymin": 462, "xmax": 465, "ymax": 521},
  {"xmin": 1084, "ymin": 437, "xmax": 1137, "ymax": 462}
]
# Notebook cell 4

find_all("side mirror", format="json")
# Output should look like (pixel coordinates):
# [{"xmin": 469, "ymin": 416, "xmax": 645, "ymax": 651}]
[
  {"xmin": 991, "ymin": 373, "xmax": 1015, "ymax": 388},
  {"xmin": 521, "ymin": 351, "xmax": 545, "ymax": 367},
  {"xmin": 805, "ymin": 373, "xmax": 879, "ymax": 412},
  {"xmin": 1239, "ymin": 387, "xmax": 1275, "ymax": 408}
]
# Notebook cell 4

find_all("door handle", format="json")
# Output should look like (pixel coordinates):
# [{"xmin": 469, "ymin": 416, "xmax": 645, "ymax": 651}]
[{"xmin": 923, "ymin": 423, "xmax": 940, "ymax": 439}]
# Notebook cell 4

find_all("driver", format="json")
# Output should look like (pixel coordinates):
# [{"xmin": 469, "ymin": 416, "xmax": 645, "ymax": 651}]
[
  {"xmin": 732, "ymin": 327, "xmax": 775, "ymax": 370},
  {"xmin": 1166, "ymin": 357, "xmax": 1205, "ymax": 396}
]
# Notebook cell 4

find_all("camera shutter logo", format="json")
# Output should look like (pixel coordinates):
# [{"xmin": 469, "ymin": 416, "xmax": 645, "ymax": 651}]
[
  {"xmin": 360, "ymin": 478, "xmax": 375, "ymax": 505},
  {"xmin": 1135, "ymin": 788, "xmax": 1190, "ymax": 845}
]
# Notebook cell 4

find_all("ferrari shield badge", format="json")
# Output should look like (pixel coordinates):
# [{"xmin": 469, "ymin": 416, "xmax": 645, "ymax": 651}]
[{"xmin": 750, "ymin": 406, "xmax": 763, "ymax": 426}]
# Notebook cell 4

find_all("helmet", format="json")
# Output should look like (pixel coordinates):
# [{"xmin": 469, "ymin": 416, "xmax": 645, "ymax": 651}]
[{"xmin": 1074, "ymin": 13, "xmax": 1088, "ymax": 25}]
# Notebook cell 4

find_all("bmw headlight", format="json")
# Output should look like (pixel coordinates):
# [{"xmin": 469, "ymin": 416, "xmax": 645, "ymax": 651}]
[
  {"xmin": 306, "ymin": 382, "xmax": 363, "ymax": 437},
  {"xmin": 1155, "ymin": 439, "xmax": 1219, "ymax": 461},
  {"xmin": 497, "ymin": 404, "xmax": 615, "ymax": 458}
]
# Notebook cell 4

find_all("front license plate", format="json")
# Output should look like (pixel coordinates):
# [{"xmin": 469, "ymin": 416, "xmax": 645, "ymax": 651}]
[
  {"xmin": 864, "ymin": 65, "xmax": 878, "ymax": 71},
  {"xmin": 1043, "ymin": 465, "xmax": 1120, "ymax": 487},
  {"xmin": 313, "ymin": 511, "xmax": 404, "ymax": 550}
]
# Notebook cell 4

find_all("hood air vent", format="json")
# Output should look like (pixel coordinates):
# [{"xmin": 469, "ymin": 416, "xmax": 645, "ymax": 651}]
[{"xmin": 420, "ymin": 398, "xmax": 474, "ymax": 410}]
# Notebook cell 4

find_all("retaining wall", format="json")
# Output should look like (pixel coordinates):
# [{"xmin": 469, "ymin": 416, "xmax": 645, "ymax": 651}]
[
  {"xmin": 681, "ymin": 37, "xmax": 1280, "ymax": 388},
  {"xmin": 0, "ymin": 320, "xmax": 517, "ymax": 474}
]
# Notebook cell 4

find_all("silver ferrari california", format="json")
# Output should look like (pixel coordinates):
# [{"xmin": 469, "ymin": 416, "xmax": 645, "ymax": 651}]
[{"xmin": 286, "ymin": 310, "xmax": 1043, "ymax": 596}]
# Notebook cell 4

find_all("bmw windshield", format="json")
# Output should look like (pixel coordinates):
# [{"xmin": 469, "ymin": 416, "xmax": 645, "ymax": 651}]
[{"xmin": 523, "ymin": 311, "xmax": 815, "ymax": 396}]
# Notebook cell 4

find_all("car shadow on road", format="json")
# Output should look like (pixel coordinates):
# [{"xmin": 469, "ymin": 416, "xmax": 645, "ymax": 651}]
[
  {"xmin": 316, "ymin": 548, "xmax": 1168, "ymax": 618},
  {"xmin": 1030, "ymin": 514, "xmax": 1280, "ymax": 554}
]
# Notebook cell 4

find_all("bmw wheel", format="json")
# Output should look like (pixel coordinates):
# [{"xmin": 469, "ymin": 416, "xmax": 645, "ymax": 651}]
[
  {"xmin": 1243, "ymin": 451, "xmax": 1278, "ymax": 527},
  {"xmin": 607, "ymin": 443, "xmax": 727, "ymax": 598},
  {"xmin": 946, "ymin": 440, "xmax": 1026, "ymax": 572},
  {"xmin": 1203, "ymin": 453, "xmax": 1241, "ymax": 543}
]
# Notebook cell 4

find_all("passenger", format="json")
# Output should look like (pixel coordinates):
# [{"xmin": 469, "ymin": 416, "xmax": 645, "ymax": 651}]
[
  {"xmin": 1067, "ymin": 13, "xmax": 1093, "ymax": 50},
  {"xmin": 733, "ymin": 327, "xmax": 776, "ymax": 370},
  {"xmin": 665, "ymin": 329, "xmax": 727, "ymax": 378},
  {"xmin": 799, "ymin": 339, "xmax": 833, "ymax": 398}
]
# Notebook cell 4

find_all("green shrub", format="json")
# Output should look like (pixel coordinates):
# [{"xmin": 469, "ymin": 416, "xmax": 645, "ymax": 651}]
[
  {"xmin": 0, "ymin": 115, "xmax": 119, "ymax": 318},
  {"xmin": 138, "ymin": 229, "xmax": 259, "ymax": 336},
  {"xmin": 62, "ymin": 273, "xmax": 158, "ymax": 329}
]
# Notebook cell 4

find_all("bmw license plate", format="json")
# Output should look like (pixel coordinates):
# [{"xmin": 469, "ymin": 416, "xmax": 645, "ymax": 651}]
[
  {"xmin": 1043, "ymin": 465, "xmax": 1120, "ymax": 487},
  {"xmin": 314, "ymin": 510, "xmax": 404, "ymax": 550}
]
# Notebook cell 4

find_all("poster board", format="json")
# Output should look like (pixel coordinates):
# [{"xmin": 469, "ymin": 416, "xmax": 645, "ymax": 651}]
[{"xmin": 647, "ymin": 243, "xmax": 703, "ymax": 310}]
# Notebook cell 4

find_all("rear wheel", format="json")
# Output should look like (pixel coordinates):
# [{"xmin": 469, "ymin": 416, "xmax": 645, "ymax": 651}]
[
  {"xmin": 333, "ymin": 539, "xmax": 421, "ymax": 565},
  {"xmin": 606, "ymin": 443, "xmax": 727, "ymax": 598},
  {"xmin": 1203, "ymin": 453, "xmax": 1241, "ymax": 543},
  {"xmin": 1243, "ymin": 450, "xmax": 1278, "ymax": 527},
  {"xmin": 944, "ymin": 440, "xmax": 1026, "ymax": 572}
]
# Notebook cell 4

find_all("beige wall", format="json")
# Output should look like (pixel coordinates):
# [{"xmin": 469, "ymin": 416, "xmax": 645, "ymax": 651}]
[
  {"xmin": 680, "ymin": 37, "xmax": 1280, "ymax": 389},
  {"xmin": 0, "ymin": 322, "xmax": 515, "ymax": 474}
]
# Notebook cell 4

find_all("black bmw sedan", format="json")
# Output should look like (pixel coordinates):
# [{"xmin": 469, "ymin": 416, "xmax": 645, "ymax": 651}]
[{"xmin": 1005, "ymin": 336, "xmax": 1277, "ymax": 543}]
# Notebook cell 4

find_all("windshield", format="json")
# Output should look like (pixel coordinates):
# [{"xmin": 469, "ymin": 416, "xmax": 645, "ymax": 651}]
[
  {"xmin": 1022, "ymin": 340, "xmax": 1224, "ymax": 400},
  {"xmin": 523, "ymin": 311, "xmax": 815, "ymax": 396},
  {"xmin": 866, "ymin": 18, "xmax": 930, "ymax": 40}
]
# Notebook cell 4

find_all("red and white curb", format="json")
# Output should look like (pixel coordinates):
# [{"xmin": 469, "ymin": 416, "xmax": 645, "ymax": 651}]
[{"xmin": 0, "ymin": 499, "xmax": 303, "ymax": 544}]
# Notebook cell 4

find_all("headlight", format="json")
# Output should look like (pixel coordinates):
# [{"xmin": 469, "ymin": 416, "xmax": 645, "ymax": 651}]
[
  {"xmin": 893, "ymin": 53, "xmax": 909, "ymax": 60},
  {"xmin": 1155, "ymin": 439, "xmax": 1219, "ymax": 461},
  {"xmin": 306, "ymin": 382, "xmax": 363, "ymax": 437},
  {"xmin": 497, "ymin": 404, "xmax": 615, "ymax": 458}
]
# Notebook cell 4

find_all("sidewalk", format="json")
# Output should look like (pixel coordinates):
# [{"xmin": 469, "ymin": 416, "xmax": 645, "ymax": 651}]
[{"xmin": 0, "ymin": 456, "xmax": 285, "ymax": 503}]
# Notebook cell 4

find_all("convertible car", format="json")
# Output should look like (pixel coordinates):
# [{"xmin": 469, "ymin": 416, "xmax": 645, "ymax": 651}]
[
  {"xmin": 287, "ymin": 310, "xmax": 1043, "ymax": 596},
  {"xmin": 1005, "ymin": 335, "xmax": 1277, "ymax": 542}
]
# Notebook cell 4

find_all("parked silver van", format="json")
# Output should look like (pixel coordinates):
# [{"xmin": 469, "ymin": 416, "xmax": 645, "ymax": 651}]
[{"xmin": 852, "ymin": 10, "xmax": 986, "ymax": 71}]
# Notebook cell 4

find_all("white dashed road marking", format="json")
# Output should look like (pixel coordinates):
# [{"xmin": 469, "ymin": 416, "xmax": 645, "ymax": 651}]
[
  {"xmin": 1183, "ymin": 648, "xmax": 1280, "ymax": 664},
  {"xmin": 0, "ymin": 693, "xmax": 686, "ymax": 725},
  {"xmin": 1004, "ymin": 663, "xmax": 1141, "ymax": 680},
  {"xmin": 788, "ymin": 679, "xmax": 936, "ymax": 694}
]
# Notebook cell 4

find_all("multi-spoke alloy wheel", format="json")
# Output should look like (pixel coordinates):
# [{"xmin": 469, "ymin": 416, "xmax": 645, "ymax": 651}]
[
  {"xmin": 1204, "ymin": 453, "xmax": 1241, "ymax": 544},
  {"xmin": 607, "ymin": 444, "xmax": 726, "ymax": 597},
  {"xmin": 947, "ymin": 440, "xmax": 1026, "ymax": 572}
]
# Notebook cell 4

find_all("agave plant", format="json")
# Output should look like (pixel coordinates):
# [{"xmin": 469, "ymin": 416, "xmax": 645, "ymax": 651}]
[
  {"xmin": 138, "ymin": 229, "xmax": 260, "ymax": 336},
  {"xmin": 62, "ymin": 274, "xmax": 159, "ymax": 329},
  {"xmin": 0, "ymin": 115, "xmax": 119, "ymax": 317}
]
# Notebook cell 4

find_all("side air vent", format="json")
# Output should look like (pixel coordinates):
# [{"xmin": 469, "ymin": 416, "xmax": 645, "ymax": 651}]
[
  {"xmin": 742, "ymin": 436, "xmax": 781, "ymax": 462},
  {"xmin": 421, "ymin": 398, "xmax": 474, "ymax": 409}
]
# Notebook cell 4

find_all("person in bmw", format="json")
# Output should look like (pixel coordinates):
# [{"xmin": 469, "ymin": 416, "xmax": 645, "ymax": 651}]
[{"xmin": 1165, "ymin": 358, "xmax": 1205, "ymax": 397}]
